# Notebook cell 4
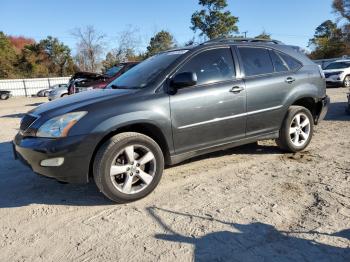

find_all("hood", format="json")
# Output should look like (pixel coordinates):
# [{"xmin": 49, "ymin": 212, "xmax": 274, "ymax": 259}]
[{"xmin": 30, "ymin": 88, "xmax": 136, "ymax": 117}]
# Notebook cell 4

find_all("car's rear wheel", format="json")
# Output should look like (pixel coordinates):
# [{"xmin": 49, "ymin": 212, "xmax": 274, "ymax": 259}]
[
  {"xmin": 93, "ymin": 132, "xmax": 164, "ymax": 203},
  {"xmin": 343, "ymin": 75, "xmax": 350, "ymax": 88},
  {"xmin": 276, "ymin": 106, "xmax": 314, "ymax": 153}
]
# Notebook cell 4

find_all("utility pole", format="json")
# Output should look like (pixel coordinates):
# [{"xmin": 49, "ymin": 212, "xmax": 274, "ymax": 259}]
[{"xmin": 242, "ymin": 31, "xmax": 248, "ymax": 38}]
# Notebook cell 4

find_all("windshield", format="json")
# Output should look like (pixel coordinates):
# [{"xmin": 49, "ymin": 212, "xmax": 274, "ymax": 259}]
[
  {"xmin": 104, "ymin": 66, "xmax": 123, "ymax": 77},
  {"xmin": 325, "ymin": 62, "xmax": 350, "ymax": 70},
  {"xmin": 107, "ymin": 50, "xmax": 188, "ymax": 89}
]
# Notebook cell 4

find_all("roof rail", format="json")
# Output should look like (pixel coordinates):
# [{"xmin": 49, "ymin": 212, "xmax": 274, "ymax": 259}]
[{"xmin": 202, "ymin": 37, "xmax": 283, "ymax": 45}]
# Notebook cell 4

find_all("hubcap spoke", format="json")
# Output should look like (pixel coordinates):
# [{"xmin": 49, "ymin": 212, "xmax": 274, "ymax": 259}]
[
  {"xmin": 295, "ymin": 114, "xmax": 301, "ymax": 126},
  {"xmin": 289, "ymin": 127, "xmax": 297, "ymax": 135},
  {"xmin": 136, "ymin": 170, "xmax": 153, "ymax": 185},
  {"xmin": 300, "ymin": 118, "xmax": 309, "ymax": 128},
  {"xmin": 110, "ymin": 165, "xmax": 129, "ymax": 176},
  {"xmin": 138, "ymin": 151, "xmax": 155, "ymax": 166},
  {"xmin": 122, "ymin": 175, "xmax": 133, "ymax": 193},
  {"xmin": 300, "ymin": 131, "xmax": 308, "ymax": 140},
  {"xmin": 124, "ymin": 146, "xmax": 135, "ymax": 163}
]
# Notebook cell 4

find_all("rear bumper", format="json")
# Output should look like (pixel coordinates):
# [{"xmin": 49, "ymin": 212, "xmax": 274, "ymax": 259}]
[
  {"xmin": 13, "ymin": 133, "xmax": 99, "ymax": 183},
  {"xmin": 316, "ymin": 95, "xmax": 330, "ymax": 123}
]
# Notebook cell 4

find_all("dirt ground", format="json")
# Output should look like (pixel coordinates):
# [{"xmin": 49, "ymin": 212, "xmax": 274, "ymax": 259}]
[{"xmin": 0, "ymin": 89, "xmax": 349, "ymax": 262}]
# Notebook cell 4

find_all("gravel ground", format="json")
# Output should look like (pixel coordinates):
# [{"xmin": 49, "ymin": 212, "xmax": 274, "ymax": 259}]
[{"xmin": 0, "ymin": 89, "xmax": 349, "ymax": 262}]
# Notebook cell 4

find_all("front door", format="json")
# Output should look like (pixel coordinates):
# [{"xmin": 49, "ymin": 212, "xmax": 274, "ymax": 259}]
[{"xmin": 169, "ymin": 47, "xmax": 247, "ymax": 155}]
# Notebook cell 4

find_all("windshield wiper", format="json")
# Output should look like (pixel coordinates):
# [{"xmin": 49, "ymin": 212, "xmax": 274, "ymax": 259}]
[{"xmin": 110, "ymin": 84, "xmax": 131, "ymax": 89}]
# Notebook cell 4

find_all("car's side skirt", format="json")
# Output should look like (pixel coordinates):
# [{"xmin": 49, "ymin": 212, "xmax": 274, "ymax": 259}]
[{"xmin": 169, "ymin": 131, "xmax": 279, "ymax": 165}]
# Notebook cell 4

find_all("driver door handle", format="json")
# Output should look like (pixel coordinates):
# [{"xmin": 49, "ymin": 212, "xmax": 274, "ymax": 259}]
[
  {"xmin": 230, "ymin": 86, "xmax": 245, "ymax": 93},
  {"xmin": 285, "ymin": 77, "xmax": 296, "ymax": 84}
]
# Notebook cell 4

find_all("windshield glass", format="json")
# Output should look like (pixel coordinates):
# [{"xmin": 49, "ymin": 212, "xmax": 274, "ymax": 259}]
[
  {"xmin": 104, "ymin": 66, "xmax": 123, "ymax": 77},
  {"xmin": 325, "ymin": 62, "xmax": 350, "ymax": 70},
  {"xmin": 107, "ymin": 50, "xmax": 188, "ymax": 89}
]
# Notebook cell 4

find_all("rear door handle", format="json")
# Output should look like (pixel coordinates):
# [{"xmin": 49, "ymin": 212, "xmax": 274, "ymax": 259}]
[
  {"xmin": 230, "ymin": 86, "xmax": 245, "ymax": 93},
  {"xmin": 285, "ymin": 77, "xmax": 296, "ymax": 84}
]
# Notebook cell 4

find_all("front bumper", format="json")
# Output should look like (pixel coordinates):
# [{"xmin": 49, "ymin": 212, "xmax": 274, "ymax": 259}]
[{"xmin": 13, "ymin": 133, "xmax": 98, "ymax": 183}]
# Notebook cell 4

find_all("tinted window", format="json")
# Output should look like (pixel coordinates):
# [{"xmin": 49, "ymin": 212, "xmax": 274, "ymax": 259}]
[
  {"xmin": 279, "ymin": 53, "xmax": 302, "ymax": 71},
  {"xmin": 108, "ymin": 50, "xmax": 188, "ymax": 89},
  {"xmin": 239, "ymin": 47, "xmax": 274, "ymax": 76},
  {"xmin": 176, "ymin": 48, "xmax": 235, "ymax": 86},
  {"xmin": 270, "ymin": 51, "xmax": 289, "ymax": 72},
  {"xmin": 324, "ymin": 61, "xmax": 350, "ymax": 70}
]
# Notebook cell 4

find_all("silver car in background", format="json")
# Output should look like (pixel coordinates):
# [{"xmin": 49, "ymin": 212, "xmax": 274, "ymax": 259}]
[{"xmin": 48, "ymin": 85, "xmax": 69, "ymax": 101}]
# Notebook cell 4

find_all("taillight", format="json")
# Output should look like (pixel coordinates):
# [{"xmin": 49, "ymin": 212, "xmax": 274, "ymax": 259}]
[{"xmin": 318, "ymin": 65, "xmax": 325, "ymax": 80}]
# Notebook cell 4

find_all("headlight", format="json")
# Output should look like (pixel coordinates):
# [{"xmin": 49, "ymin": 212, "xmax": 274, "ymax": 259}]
[{"xmin": 36, "ymin": 111, "xmax": 87, "ymax": 138}]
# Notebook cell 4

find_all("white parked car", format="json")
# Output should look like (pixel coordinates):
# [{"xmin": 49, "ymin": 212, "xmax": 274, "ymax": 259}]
[{"xmin": 323, "ymin": 60, "xmax": 350, "ymax": 87}]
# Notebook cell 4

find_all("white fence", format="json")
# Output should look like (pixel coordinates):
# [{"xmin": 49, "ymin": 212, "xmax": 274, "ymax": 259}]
[{"xmin": 0, "ymin": 77, "xmax": 70, "ymax": 97}]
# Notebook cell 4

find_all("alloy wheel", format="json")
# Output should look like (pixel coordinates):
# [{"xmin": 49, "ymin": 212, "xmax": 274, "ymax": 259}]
[
  {"xmin": 110, "ymin": 144, "xmax": 156, "ymax": 194},
  {"xmin": 289, "ymin": 113, "xmax": 311, "ymax": 147},
  {"xmin": 344, "ymin": 76, "xmax": 350, "ymax": 88}
]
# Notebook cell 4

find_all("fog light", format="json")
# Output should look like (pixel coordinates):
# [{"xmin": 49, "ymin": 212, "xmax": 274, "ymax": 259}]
[{"xmin": 40, "ymin": 157, "xmax": 64, "ymax": 167}]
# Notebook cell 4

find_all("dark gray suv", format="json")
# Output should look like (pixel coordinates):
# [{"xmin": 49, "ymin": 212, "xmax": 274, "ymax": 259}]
[{"xmin": 13, "ymin": 38, "xmax": 329, "ymax": 203}]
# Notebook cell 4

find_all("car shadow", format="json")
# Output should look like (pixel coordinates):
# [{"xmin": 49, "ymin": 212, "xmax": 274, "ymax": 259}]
[
  {"xmin": 325, "ymin": 102, "xmax": 350, "ymax": 121},
  {"xmin": 26, "ymin": 102, "xmax": 44, "ymax": 107},
  {"xmin": 147, "ymin": 207, "xmax": 350, "ymax": 261},
  {"xmin": 0, "ymin": 141, "xmax": 112, "ymax": 208},
  {"xmin": 1, "ymin": 113, "xmax": 24, "ymax": 118}
]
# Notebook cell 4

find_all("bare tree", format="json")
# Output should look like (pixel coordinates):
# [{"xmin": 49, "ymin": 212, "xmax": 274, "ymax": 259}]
[
  {"xmin": 72, "ymin": 26, "xmax": 106, "ymax": 72},
  {"xmin": 102, "ymin": 25, "xmax": 142, "ymax": 71}
]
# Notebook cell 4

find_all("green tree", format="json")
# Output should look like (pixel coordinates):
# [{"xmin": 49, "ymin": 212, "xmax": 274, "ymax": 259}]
[
  {"xmin": 19, "ymin": 36, "xmax": 75, "ymax": 77},
  {"xmin": 308, "ymin": 20, "xmax": 347, "ymax": 59},
  {"xmin": 191, "ymin": 0, "xmax": 239, "ymax": 39},
  {"xmin": 255, "ymin": 31, "xmax": 271, "ymax": 40},
  {"xmin": 333, "ymin": 0, "xmax": 350, "ymax": 21},
  {"xmin": 0, "ymin": 32, "xmax": 18, "ymax": 78},
  {"xmin": 145, "ymin": 30, "xmax": 175, "ymax": 57}
]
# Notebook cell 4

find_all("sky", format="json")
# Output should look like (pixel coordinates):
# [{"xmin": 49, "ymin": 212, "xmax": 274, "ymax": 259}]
[{"xmin": 1, "ymin": 0, "xmax": 337, "ymax": 54}]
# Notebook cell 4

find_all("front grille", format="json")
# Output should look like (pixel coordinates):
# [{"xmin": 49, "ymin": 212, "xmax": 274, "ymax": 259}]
[{"xmin": 20, "ymin": 114, "xmax": 37, "ymax": 131}]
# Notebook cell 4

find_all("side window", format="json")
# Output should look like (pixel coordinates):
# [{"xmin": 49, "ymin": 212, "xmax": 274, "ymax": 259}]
[
  {"xmin": 177, "ymin": 48, "xmax": 235, "ymax": 86},
  {"xmin": 270, "ymin": 50, "xmax": 289, "ymax": 72},
  {"xmin": 279, "ymin": 53, "xmax": 302, "ymax": 71},
  {"xmin": 238, "ymin": 47, "xmax": 274, "ymax": 77}
]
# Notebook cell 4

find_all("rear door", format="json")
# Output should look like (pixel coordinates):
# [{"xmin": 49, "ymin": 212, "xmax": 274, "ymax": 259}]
[
  {"xmin": 169, "ymin": 47, "xmax": 247, "ymax": 154},
  {"xmin": 237, "ymin": 46, "xmax": 300, "ymax": 137}
]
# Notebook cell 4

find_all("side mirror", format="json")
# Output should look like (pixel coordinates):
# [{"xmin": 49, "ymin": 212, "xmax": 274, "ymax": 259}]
[{"xmin": 170, "ymin": 72, "xmax": 197, "ymax": 89}]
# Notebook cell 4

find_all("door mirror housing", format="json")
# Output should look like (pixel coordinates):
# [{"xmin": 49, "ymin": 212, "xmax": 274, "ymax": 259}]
[{"xmin": 170, "ymin": 72, "xmax": 197, "ymax": 89}]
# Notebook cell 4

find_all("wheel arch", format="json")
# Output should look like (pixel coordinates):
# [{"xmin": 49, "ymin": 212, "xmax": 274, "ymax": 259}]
[{"xmin": 88, "ymin": 121, "xmax": 172, "ymax": 181}]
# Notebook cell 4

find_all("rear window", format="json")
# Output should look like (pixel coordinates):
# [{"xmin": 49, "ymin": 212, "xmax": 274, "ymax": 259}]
[
  {"xmin": 238, "ymin": 47, "xmax": 274, "ymax": 76},
  {"xmin": 279, "ymin": 53, "xmax": 302, "ymax": 71},
  {"xmin": 270, "ymin": 51, "xmax": 289, "ymax": 72}
]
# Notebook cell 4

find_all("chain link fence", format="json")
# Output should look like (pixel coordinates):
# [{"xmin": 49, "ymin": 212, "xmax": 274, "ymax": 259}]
[{"xmin": 0, "ymin": 77, "xmax": 70, "ymax": 97}]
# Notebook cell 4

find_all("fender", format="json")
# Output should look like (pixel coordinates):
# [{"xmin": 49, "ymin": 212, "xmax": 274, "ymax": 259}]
[{"xmin": 91, "ymin": 110, "xmax": 174, "ymax": 154}]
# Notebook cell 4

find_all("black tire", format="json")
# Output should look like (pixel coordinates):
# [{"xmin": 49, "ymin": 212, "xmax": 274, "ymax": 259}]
[
  {"xmin": 276, "ymin": 106, "xmax": 314, "ymax": 153},
  {"xmin": 0, "ymin": 94, "xmax": 9, "ymax": 100},
  {"xmin": 93, "ymin": 132, "xmax": 164, "ymax": 203},
  {"xmin": 61, "ymin": 93, "xmax": 68, "ymax": 97}
]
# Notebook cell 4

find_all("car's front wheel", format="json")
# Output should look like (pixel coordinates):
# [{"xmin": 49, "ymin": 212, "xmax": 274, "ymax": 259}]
[
  {"xmin": 343, "ymin": 75, "xmax": 350, "ymax": 88},
  {"xmin": 93, "ymin": 132, "xmax": 164, "ymax": 203},
  {"xmin": 0, "ymin": 93, "xmax": 9, "ymax": 100},
  {"xmin": 276, "ymin": 106, "xmax": 314, "ymax": 153}
]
